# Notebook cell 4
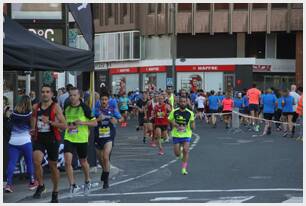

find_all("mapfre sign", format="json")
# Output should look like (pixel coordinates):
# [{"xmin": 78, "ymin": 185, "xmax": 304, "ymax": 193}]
[{"xmin": 252, "ymin": 65, "xmax": 272, "ymax": 72}]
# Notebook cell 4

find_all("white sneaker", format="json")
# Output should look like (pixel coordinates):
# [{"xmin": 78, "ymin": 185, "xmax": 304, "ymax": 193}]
[
  {"xmin": 69, "ymin": 184, "xmax": 80, "ymax": 198},
  {"xmin": 84, "ymin": 181, "xmax": 91, "ymax": 195}
]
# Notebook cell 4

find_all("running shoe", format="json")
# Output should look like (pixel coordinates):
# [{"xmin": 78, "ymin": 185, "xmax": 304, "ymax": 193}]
[
  {"xmin": 143, "ymin": 137, "xmax": 146, "ymax": 144},
  {"xmin": 4, "ymin": 184, "xmax": 13, "ymax": 193},
  {"xmin": 150, "ymin": 142, "xmax": 157, "ymax": 147},
  {"xmin": 28, "ymin": 180, "xmax": 38, "ymax": 190},
  {"xmin": 181, "ymin": 168, "xmax": 188, "ymax": 175},
  {"xmin": 84, "ymin": 181, "xmax": 91, "ymax": 195},
  {"xmin": 164, "ymin": 138, "xmax": 170, "ymax": 143},
  {"xmin": 283, "ymin": 132, "xmax": 288, "ymax": 137},
  {"xmin": 179, "ymin": 152, "xmax": 183, "ymax": 160},
  {"xmin": 254, "ymin": 125, "xmax": 260, "ymax": 132},
  {"xmin": 69, "ymin": 184, "xmax": 80, "ymax": 198},
  {"xmin": 33, "ymin": 184, "xmax": 46, "ymax": 199},
  {"xmin": 158, "ymin": 149, "xmax": 164, "ymax": 155},
  {"xmin": 103, "ymin": 179, "xmax": 109, "ymax": 189},
  {"xmin": 50, "ymin": 191, "xmax": 58, "ymax": 203}
]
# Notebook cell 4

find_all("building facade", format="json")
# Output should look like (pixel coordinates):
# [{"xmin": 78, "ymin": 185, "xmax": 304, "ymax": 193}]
[{"xmin": 85, "ymin": 3, "xmax": 303, "ymax": 93}]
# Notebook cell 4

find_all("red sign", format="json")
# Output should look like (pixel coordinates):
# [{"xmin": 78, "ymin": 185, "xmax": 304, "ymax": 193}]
[
  {"xmin": 109, "ymin": 67, "xmax": 138, "ymax": 75},
  {"xmin": 139, "ymin": 66, "xmax": 167, "ymax": 73},
  {"xmin": 176, "ymin": 65, "xmax": 235, "ymax": 72},
  {"xmin": 252, "ymin": 65, "xmax": 272, "ymax": 72}
]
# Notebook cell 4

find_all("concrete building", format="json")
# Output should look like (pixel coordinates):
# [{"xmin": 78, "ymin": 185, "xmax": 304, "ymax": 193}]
[{"xmin": 82, "ymin": 3, "xmax": 302, "ymax": 93}]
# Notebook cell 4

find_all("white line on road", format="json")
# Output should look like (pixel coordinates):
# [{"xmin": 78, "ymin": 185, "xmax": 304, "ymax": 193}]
[
  {"xmin": 150, "ymin": 197, "xmax": 188, "ymax": 201},
  {"xmin": 282, "ymin": 196, "xmax": 303, "ymax": 203},
  {"xmin": 86, "ymin": 188, "xmax": 303, "ymax": 198},
  {"xmin": 206, "ymin": 195, "xmax": 255, "ymax": 203}
]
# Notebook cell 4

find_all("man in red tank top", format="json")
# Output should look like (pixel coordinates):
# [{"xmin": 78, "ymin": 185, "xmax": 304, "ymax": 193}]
[
  {"xmin": 31, "ymin": 84, "xmax": 66, "ymax": 203},
  {"xmin": 153, "ymin": 95, "xmax": 171, "ymax": 155}
]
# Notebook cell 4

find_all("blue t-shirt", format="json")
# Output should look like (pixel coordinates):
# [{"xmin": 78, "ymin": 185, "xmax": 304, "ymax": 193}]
[
  {"xmin": 119, "ymin": 97, "xmax": 129, "ymax": 111},
  {"xmin": 109, "ymin": 97, "xmax": 118, "ymax": 110},
  {"xmin": 208, "ymin": 95, "xmax": 219, "ymax": 110},
  {"xmin": 262, "ymin": 94, "xmax": 277, "ymax": 114},
  {"xmin": 282, "ymin": 96, "xmax": 295, "ymax": 113},
  {"xmin": 191, "ymin": 93, "xmax": 197, "ymax": 104},
  {"xmin": 234, "ymin": 98, "xmax": 244, "ymax": 109},
  {"xmin": 243, "ymin": 95, "xmax": 249, "ymax": 107},
  {"xmin": 277, "ymin": 97, "xmax": 283, "ymax": 110},
  {"xmin": 95, "ymin": 106, "xmax": 121, "ymax": 139}
]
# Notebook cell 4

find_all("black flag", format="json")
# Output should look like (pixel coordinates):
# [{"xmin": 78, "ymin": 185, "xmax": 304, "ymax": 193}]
[{"xmin": 68, "ymin": 3, "xmax": 94, "ymax": 51}]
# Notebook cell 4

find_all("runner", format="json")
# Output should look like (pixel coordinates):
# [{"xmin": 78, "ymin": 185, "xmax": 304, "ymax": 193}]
[
  {"xmin": 261, "ymin": 88, "xmax": 277, "ymax": 136},
  {"xmin": 222, "ymin": 92, "xmax": 234, "ymax": 129},
  {"xmin": 168, "ymin": 96, "xmax": 195, "ymax": 175},
  {"xmin": 289, "ymin": 84, "xmax": 301, "ymax": 137},
  {"xmin": 5, "ymin": 95, "xmax": 38, "ymax": 193},
  {"xmin": 242, "ymin": 90, "xmax": 250, "ymax": 126},
  {"xmin": 234, "ymin": 92, "xmax": 244, "ymax": 124},
  {"xmin": 195, "ymin": 90, "xmax": 206, "ymax": 120},
  {"xmin": 136, "ymin": 92, "xmax": 148, "ymax": 143},
  {"xmin": 282, "ymin": 89, "xmax": 296, "ymax": 138},
  {"xmin": 147, "ymin": 93, "xmax": 158, "ymax": 147},
  {"xmin": 119, "ymin": 93, "xmax": 130, "ymax": 127},
  {"xmin": 153, "ymin": 95, "xmax": 171, "ymax": 155},
  {"xmin": 31, "ymin": 84, "xmax": 67, "ymax": 203},
  {"xmin": 296, "ymin": 92, "xmax": 303, "ymax": 141},
  {"xmin": 95, "ymin": 92, "xmax": 122, "ymax": 189},
  {"xmin": 247, "ymin": 84, "xmax": 262, "ymax": 132},
  {"xmin": 275, "ymin": 90, "xmax": 284, "ymax": 131},
  {"xmin": 207, "ymin": 90, "xmax": 219, "ymax": 128},
  {"xmin": 63, "ymin": 87, "xmax": 97, "ymax": 196}
]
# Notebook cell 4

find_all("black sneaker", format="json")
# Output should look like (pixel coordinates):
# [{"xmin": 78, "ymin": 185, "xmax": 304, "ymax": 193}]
[
  {"xmin": 267, "ymin": 127, "xmax": 271, "ymax": 135},
  {"xmin": 103, "ymin": 179, "xmax": 109, "ymax": 189},
  {"xmin": 33, "ymin": 184, "xmax": 46, "ymax": 199},
  {"xmin": 143, "ymin": 137, "xmax": 146, "ymax": 144},
  {"xmin": 50, "ymin": 191, "xmax": 58, "ymax": 203},
  {"xmin": 136, "ymin": 127, "xmax": 139, "ymax": 131}
]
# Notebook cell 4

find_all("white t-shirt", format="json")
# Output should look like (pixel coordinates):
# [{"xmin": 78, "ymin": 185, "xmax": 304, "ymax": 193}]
[
  {"xmin": 195, "ymin": 96, "xmax": 206, "ymax": 109},
  {"xmin": 289, "ymin": 91, "xmax": 300, "ymax": 112}
]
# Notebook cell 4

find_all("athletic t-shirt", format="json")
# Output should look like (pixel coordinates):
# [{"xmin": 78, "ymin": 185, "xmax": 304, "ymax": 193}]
[
  {"xmin": 234, "ymin": 98, "xmax": 243, "ymax": 109},
  {"xmin": 64, "ymin": 103, "xmax": 95, "ymax": 143},
  {"xmin": 9, "ymin": 111, "xmax": 32, "ymax": 145},
  {"xmin": 168, "ymin": 108, "xmax": 194, "ymax": 138},
  {"xmin": 262, "ymin": 94, "xmax": 277, "ymax": 114},
  {"xmin": 208, "ymin": 95, "xmax": 219, "ymax": 110},
  {"xmin": 95, "ymin": 106, "xmax": 121, "ymax": 139},
  {"xmin": 119, "ymin": 97, "xmax": 129, "ymax": 111},
  {"xmin": 191, "ymin": 93, "xmax": 197, "ymax": 104},
  {"xmin": 289, "ymin": 91, "xmax": 300, "ymax": 112},
  {"xmin": 247, "ymin": 88, "xmax": 261, "ymax": 105},
  {"xmin": 243, "ymin": 95, "xmax": 249, "ymax": 107},
  {"xmin": 222, "ymin": 98, "xmax": 234, "ymax": 111},
  {"xmin": 195, "ymin": 96, "xmax": 206, "ymax": 109},
  {"xmin": 282, "ymin": 96, "xmax": 295, "ymax": 113},
  {"xmin": 154, "ymin": 103, "xmax": 169, "ymax": 125},
  {"xmin": 218, "ymin": 95, "xmax": 225, "ymax": 106},
  {"xmin": 277, "ymin": 97, "xmax": 283, "ymax": 110}
]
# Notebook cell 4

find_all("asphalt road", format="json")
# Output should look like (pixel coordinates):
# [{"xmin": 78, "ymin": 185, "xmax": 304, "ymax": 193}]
[{"xmin": 57, "ymin": 119, "xmax": 303, "ymax": 203}]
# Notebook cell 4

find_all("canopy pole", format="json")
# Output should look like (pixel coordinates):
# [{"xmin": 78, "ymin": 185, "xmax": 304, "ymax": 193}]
[
  {"xmin": 89, "ymin": 71, "xmax": 95, "ymax": 112},
  {"xmin": 25, "ymin": 71, "xmax": 31, "ymax": 96}
]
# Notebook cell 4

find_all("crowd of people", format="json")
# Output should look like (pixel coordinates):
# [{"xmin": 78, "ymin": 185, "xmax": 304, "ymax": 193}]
[{"xmin": 3, "ymin": 82, "xmax": 303, "ymax": 203}]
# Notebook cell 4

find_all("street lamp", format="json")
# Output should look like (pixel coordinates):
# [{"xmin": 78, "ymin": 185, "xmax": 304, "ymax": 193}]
[{"xmin": 170, "ymin": 3, "xmax": 176, "ymax": 92}]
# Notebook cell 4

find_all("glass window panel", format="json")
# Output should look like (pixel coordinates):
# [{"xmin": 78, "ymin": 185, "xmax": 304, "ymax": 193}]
[
  {"xmin": 178, "ymin": 3, "xmax": 192, "ymax": 12},
  {"xmin": 214, "ymin": 3, "xmax": 229, "ymax": 10},
  {"xmin": 133, "ymin": 32, "xmax": 140, "ymax": 59},
  {"xmin": 11, "ymin": 3, "xmax": 62, "ymax": 19},
  {"xmin": 197, "ymin": 4, "xmax": 210, "ymax": 11},
  {"xmin": 123, "ymin": 33, "xmax": 130, "ymax": 59},
  {"xmin": 234, "ymin": 3, "xmax": 248, "ymax": 10},
  {"xmin": 253, "ymin": 3, "xmax": 267, "ymax": 9},
  {"xmin": 292, "ymin": 3, "xmax": 303, "ymax": 9},
  {"xmin": 157, "ymin": 4, "xmax": 162, "ymax": 13},
  {"xmin": 271, "ymin": 3, "xmax": 287, "ymax": 9},
  {"xmin": 148, "ymin": 3, "xmax": 155, "ymax": 14}
]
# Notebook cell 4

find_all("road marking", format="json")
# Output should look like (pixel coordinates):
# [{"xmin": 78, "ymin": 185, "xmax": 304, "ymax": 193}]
[
  {"xmin": 206, "ymin": 196, "xmax": 255, "ymax": 203},
  {"xmin": 282, "ymin": 196, "xmax": 303, "ymax": 203},
  {"xmin": 249, "ymin": 176, "xmax": 271, "ymax": 180},
  {"xmin": 86, "ymin": 188, "xmax": 303, "ymax": 198},
  {"xmin": 150, "ymin": 197, "xmax": 188, "ymax": 201},
  {"xmin": 89, "ymin": 200, "xmax": 120, "ymax": 203}
]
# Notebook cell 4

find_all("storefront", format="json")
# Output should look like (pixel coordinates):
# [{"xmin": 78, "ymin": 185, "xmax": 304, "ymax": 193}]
[
  {"xmin": 109, "ymin": 67, "xmax": 139, "ymax": 95},
  {"xmin": 176, "ymin": 65, "xmax": 236, "ymax": 93},
  {"xmin": 140, "ymin": 66, "xmax": 167, "ymax": 92}
]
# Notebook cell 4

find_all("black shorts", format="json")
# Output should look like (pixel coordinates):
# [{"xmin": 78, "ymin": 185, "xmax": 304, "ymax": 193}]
[
  {"xmin": 243, "ymin": 107, "xmax": 249, "ymax": 114},
  {"xmin": 223, "ymin": 110, "xmax": 232, "ymax": 117},
  {"xmin": 138, "ymin": 113, "xmax": 145, "ymax": 126},
  {"xmin": 33, "ymin": 133, "xmax": 59, "ymax": 161},
  {"xmin": 292, "ymin": 112, "xmax": 299, "ymax": 123},
  {"xmin": 263, "ymin": 113, "xmax": 274, "ymax": 120},
  {"xmin": 209, "ymin": 109, "xmax": 218, "ymax": 114},
  {"xmin": 95, "ymin": 137, "xmax": 114, "ymax": 150},
  {"xmin": 282, "ymin": 112, "xmax": 295, "ymax": 116},
  {"xmin": 120, "ymin": 109, "xmax": 127, "ymax": 114},
  {"xmin": 249, "ymin": 104, "xmax": 259, "ymax": 112},
  {"xmin": 155, "ymin": 125, "xmax": 168, "ymax": 131},
  {"xmin": 64, "ymin": 140, "xmax": 88, "ymax": 159},
  {"xmin": 197, "ymin": 108, "xmax": 204, "ymax": 112}
]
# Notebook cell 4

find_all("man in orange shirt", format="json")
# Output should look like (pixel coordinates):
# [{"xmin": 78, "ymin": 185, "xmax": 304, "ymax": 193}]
[
  {"xmin": 296, "ymin": 87, "xmax": 303, "ymax": 141},
  {"xmin": 247, "ymin": 84, "xmax": 262, "ymax": 132}
]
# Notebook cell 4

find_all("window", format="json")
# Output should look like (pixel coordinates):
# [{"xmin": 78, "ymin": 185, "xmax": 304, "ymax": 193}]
[
  {"xmin": 272, "ymin": 3, "xmax": 287, "ymax": 9},
  {"xmin": 121, "ymin": 4, "xmax": 128, "ymax": 16},
  {"xmin": 93, "ymin": 4, "xmax": 99, "ymax": 19},
  {"xmin": 197, "ymin": 4, "xmax": 210, "ymax": 11},
  {"xmin": 245, "ymin": 33, "xmax": 266, "ymax": 58},
  {"xmin": 148, "ymin": 3, "xmax": 155, "ymax": 14},
  {"xmin": 214, "ymin": 3, "xmax": 229, "ymax": 10},
  {"xmin": 157, "ymin": 4, "xmax": 162, "ymax": 14},
  {"xmin": 133, "ymin": 32, "xmax": 140, "ymax": 59},
  {"xmin": 11, "ymin": 3, "xmax": 62, "ymax": 19},
  {"xmin": 123, "ymin": 33, "xmax": 130, "ymax": 59},
  {"xmin": 178, "ymin": 3, "xmax": 192, "ymax": 12},
  {"xmin": 253, "ymin": 3, "xmax": 267, "ymax": 9},
  {"xmin": 292, "ymin": 3, "xmax": 303, "ymax": 9},
  {"xmin": 234, "ymin": 3, "xmax": 248, "ymax": 10},
  {"xmin": 277, "ymin": 32, "xmax": 296, "ymax": 59},
  {"xmin": 107, "ymin": 4, "xmax": 113, "ymax": 17}
]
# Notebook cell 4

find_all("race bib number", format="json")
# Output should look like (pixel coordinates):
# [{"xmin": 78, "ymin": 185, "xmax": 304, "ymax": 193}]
[
  {"xmin": 177, "ymin": 125, "xmax": 186, "ymax": 133},
  {"xmin": 99, "ymin": 127, "xmax": 111, "ymax": 138},
  {"xmin": 69, "ymin": 128, "xmax": 78, "ymax": 134},
  {"xmin": 37, "ymin": 117, "xmax": 51, "ymax": 132}
]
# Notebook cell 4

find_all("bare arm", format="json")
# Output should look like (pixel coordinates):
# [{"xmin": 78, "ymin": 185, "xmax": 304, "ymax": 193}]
[{"xmin": 52, "ymin": 104, "xmax": 67, "ymax": 130}]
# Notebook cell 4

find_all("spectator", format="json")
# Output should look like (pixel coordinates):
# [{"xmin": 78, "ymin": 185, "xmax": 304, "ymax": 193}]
[
  {"xmin": 59, "ymin": 84, "xmax": 73, "ymax": 109},
  {"xmin": 30, "ymin": 91, "xmax": 39, "ymax": 105}
]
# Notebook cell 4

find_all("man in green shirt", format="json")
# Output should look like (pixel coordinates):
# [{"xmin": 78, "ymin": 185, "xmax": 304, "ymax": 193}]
[
  {"xmin": 63, "ymin": 87, "xmax": 97, "ymax": 196},
  {"xmin": 168, "ymin": 96, "xmax": 195, "ymax": 175}
]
